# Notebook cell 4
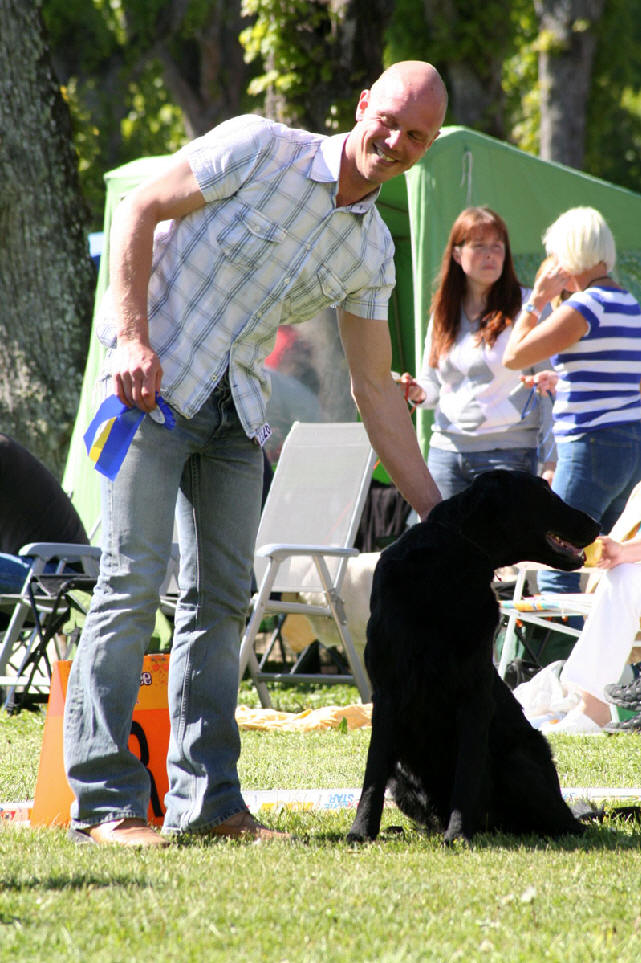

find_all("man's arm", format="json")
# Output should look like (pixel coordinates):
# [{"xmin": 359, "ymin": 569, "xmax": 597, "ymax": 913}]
[
  {"xmin": 338, "ymin": 310, "xmax": 442, "ymax": 520},
  {"xmin": 109, "ymin": 156, "xmax": 207, "ymax": 412}
]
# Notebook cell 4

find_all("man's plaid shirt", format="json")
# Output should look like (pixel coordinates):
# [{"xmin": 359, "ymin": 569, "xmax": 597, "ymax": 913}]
[{"xmin": 97, "ymin": 114, "xmax": 396, "ymax": 443}]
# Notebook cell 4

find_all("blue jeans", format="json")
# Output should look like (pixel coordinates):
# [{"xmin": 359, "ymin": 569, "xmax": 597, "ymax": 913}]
[
  {"xmin": 63, "ymin": 376, "xmax": 264, "ymax": 832},
  {"xmin": 427, "ymin": 446, "xmax": 538, "ymax": 501},
  {"xmin": 539, "ymin": 422, "xmax": 641, "ymax": 605},
  {"xmin": 0, "ymin": 554, "xmax": 84, "ymax": 593}
]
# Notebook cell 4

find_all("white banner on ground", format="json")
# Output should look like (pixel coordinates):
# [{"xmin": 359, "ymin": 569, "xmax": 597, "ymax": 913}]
[{"xmin": 2, "ymin": 787, "xmax": 640, "ymax": 825}]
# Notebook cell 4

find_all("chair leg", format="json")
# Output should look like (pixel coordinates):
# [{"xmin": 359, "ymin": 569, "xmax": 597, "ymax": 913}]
[
  {"xmin": 238, "ymin": 593, "xmax": 274, "ymax": 707},
  {"xmin": 244, "ymin": 646, "xmax": 273, "ymax": 708}
]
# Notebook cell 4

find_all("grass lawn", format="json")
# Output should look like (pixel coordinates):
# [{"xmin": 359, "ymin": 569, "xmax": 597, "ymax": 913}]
[{"xmin": 1, "ymin": 682, "xmax": 641, "ymax": 962}]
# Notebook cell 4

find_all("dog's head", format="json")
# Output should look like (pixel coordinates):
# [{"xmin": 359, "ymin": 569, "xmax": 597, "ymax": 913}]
[{"xmin": 432, "ymin": 470, "xmax": 599, "ymax": 571}]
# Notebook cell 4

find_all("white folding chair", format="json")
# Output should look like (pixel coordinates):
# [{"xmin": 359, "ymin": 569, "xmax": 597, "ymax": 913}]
[
  {"xmin": 0, "ymin": 542, "xmax": 101, "ymax": 709},
  {"xmin": 238, "ymin": 422, "xmax": 376, "ymax": 707},
  {"xmin": 497, "ymin": 561, "xmax": 598, "ymax": 678}
]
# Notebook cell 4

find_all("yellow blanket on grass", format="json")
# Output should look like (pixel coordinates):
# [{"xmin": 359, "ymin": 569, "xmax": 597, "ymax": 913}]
[{"xmin": 235, "ymin": 703, "xmax": 372, "ymax": 732}]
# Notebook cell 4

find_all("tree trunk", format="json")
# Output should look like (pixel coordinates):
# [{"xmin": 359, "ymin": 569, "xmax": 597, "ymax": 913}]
[
  {"xmin": 153, "ymin": 0, "xmax": 252, "ymax": 137},
  {"xmin": 536, "ymin": 0, "xmax": 606, "ymax": 168},
  {"xmin": 0, "ymin": 0, "xmax": 94, "ymax": 477},
  {"xmin": 259, "ymin": 0, "xmax": 395, "ymax": 133},
  {"xmin": 423, "ymin": 0, "xmax": 507, "ymax": 140}
]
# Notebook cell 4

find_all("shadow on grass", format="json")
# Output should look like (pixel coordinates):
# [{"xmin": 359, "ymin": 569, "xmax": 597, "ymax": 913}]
[
  {"xmin": 296, "ymin": 819, "xmax": 641, "ymax": 852},
  {"xmin": 0, "ymin": 873, "xmax": 154, "ymax": 892}
]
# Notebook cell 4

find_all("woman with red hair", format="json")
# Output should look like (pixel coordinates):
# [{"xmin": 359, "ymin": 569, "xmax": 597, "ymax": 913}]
[{"xmin": 403, "ymin": 206, "xmax": 554, "ymax": 500}]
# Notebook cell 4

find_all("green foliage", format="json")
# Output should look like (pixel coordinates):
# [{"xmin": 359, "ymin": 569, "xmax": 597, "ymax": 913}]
[
  {"xmin": 40, "ymin": 0, "xmax": 641, "ymax": 232},
  {"xmin": 240, "ymin": 0, "xmax": 346, "ymax": 127},
  {"xmin": 386, "ymin": 0, "xmax": 538, "ymax": 139},
  {"xmin": 119, "ymin": 62, "xmax": 186, "ymax": 159},
  {"xmin": 382, "ymin": 0, "xmax": 432, "ymax": 67},
  {"xmin": 502, "ymin": 2, "xmax": 540, "ymax": 154},
  {"xmin": 584, "ymin": 0, "xmax": 641, "ymax": 193},
  {"xmin": 42, "ymin": 0, "xmax": 188, "ymax": 229},
  {"xmin": 429, "ymin": 0, "xmax": 519, "ymax": 72}
]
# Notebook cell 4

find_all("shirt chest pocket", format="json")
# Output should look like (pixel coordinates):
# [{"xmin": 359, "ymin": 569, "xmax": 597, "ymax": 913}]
[
  {"xmin": 216, "ymin": 205, "xmax": 287, "ymax": 268},
  {"xmin": 285, "ymin": 264, "xmax": 346, "ymax": 321}
]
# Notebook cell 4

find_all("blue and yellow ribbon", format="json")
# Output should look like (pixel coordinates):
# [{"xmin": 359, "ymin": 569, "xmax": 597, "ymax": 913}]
[{"xmin": 83, "ymin": 393, "xmax": 175, "ymax": 480}]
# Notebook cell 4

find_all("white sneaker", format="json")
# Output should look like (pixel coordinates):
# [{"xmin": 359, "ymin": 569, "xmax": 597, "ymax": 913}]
[{"xmin": 541, "ymin": 707, "xmax": 603, "ymax": 735}]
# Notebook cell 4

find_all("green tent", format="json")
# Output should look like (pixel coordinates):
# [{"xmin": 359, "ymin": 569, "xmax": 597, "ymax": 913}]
[
  {"xmin": 64, "ymin": 126, "xmax": 641, "ymax": 530},
  {"xmin": 63, "ymin": 155, "xmax": 171, "ymax": 533}
]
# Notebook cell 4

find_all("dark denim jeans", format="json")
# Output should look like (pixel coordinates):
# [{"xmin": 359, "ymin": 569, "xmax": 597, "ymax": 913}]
[{"xmin": 427, "ymin": 445, "xmax": 538, "ymax": 502}]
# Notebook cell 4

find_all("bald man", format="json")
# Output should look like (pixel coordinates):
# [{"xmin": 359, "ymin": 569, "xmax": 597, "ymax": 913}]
[{"xmin": 64, "ymin": 62, "xmax": 448, "ymax": 847}]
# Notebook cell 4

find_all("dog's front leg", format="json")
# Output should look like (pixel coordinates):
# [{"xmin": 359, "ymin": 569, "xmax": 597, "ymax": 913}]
[
  {"xmin": 444, "ymin": 700, "xmax": 491, "ymax": 846},
  {"xmin": 347, "ymin": 694, "xmax": 396, "ymax": 843}
]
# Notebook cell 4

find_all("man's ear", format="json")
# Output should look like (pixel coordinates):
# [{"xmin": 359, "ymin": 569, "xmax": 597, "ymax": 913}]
[
  {"xmin": 425, "ymin": 130, "xmax": 441, "ymax": 151},
  {"xmin": 355, "ymin": 89, "xmax": 370, "ymax": 121}
]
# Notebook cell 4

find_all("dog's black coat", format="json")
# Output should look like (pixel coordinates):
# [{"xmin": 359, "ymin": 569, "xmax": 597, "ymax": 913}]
[{"xmin": 347, "ymin": 470, "xmax": 599, "ymax": 844}]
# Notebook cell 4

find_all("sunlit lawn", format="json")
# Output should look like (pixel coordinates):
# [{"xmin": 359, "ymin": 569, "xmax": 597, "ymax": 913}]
[{"xmin": 1, "ymin": 682, "xmax": 641, "ymax": 962}]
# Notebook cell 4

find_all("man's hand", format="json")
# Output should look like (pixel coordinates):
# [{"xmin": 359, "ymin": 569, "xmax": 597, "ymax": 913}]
[{"xmin": 112, "ymin": 337, "xmax": 163, "ymax": 412}]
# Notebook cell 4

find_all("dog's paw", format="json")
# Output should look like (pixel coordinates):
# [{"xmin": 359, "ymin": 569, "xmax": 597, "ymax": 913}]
[
  {"xmin": 443, "ymin": 830, "xmax": 471, "ymax": 848},
  {"xmin": 346, "ymin": 830, "xmax": 374, "ymax": 844}
]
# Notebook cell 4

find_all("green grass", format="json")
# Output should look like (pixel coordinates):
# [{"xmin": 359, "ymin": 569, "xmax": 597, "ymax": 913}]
[{"xmin": 2, "ymin": 686, "xmax": 641, "ymax": 962}]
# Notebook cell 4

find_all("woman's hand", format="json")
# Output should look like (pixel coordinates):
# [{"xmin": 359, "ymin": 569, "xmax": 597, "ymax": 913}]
[
  {"xmin": 593, "ymin": 536, "xmax": 626, "ymax": 569},
  {"xmin": 540, "ymin": 462, "xmax": 556, "ymax": 486},
  {"xmin": 521, "ymin": 370, "xmax": 558, "ymax": 395},
  {"xmin": 531, "ymin": 255, "xmax": 571, "ymax": 307},
  {"xmin": 394, "ymin": 372, "xmax": 427, "ymax": 405}
]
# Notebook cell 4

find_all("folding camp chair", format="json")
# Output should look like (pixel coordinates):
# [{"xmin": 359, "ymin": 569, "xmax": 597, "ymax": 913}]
[
  {"xmin": 0, "ymin": 542, "xmax": 101, "ymax": 710},
  {"xmin": 497, "ymin": 561, "xmax": 598, "ymax": 680},
  {"xmin": 237, "ymin": 422, "xmax": 376, "ymax": 707},
  {"xmin": 497, "ymin": 482, "xmax": 641, "ymax": 681}
]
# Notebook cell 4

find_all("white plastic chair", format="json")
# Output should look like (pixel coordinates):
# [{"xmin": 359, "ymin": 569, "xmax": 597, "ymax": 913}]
[
  {"xmin": 497, "ymin": 561, "xmax": 596, "ymax": 678},
  {"xmin": 238, "ymin": 422, "xmax": 376, "ymax": 707},
  {"xmin": 497, "ymin": 484, "xmax": 641, "ymax": 678}
]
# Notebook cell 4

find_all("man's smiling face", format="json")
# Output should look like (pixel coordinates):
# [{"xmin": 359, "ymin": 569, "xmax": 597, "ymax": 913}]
[
  {"xmin": 351, "ymin": 79, "xmax": 441, "ymax": 187},
  {"xmin": 338, "ymin": 62, "xmax": 446, "ymax": 207}
]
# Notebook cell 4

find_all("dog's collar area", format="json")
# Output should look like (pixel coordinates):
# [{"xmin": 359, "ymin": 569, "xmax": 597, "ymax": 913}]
[{"xmin": 430, "ymin": 519, "xmax": 494, "ymax": 567}]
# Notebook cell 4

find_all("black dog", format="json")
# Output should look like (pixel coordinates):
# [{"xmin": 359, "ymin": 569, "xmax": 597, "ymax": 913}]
[{"xmin": 347, "ymin": 470, "xmax": 599, "ymax": 845}]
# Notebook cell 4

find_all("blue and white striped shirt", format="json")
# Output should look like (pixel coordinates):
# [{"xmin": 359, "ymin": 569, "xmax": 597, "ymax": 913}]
[
  {"xmin": 551, "ymin": 283, "xmax": 641, "ymax": 441},
  {"xmin": 97, "ymin": 115, "xmax": 395, "ymax": 443}
]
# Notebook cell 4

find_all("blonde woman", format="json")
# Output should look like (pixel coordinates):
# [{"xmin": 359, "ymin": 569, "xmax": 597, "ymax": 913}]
[{"xmin": 504, "ymin": 207, "xmax": 641, "ymax": 609}]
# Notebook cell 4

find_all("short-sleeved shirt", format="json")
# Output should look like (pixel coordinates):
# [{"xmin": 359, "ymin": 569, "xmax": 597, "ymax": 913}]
[
  {"xmin": 551, "ymin": 283, "xmax": 641, "ymax": 441},
  {"xmin": 0, "ymin": 435, "xmax": 88, "ymax": 555},
  {"xmin": 97, "ymin": 115, "xmax": 396, "ymax": 443}
]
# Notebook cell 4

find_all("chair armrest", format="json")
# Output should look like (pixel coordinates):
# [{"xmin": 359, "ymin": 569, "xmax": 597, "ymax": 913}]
[
  {"xmin": 256, "ymin": 544, "xmax": 359, "ymax": 560},
  {"xmin": 513, "ymin": 559, "xmax": 598, "ymax": 574},
  {"xmin": 18, "ymin": 542, "xmax": 101, "ymax": 578},
  {"xmin": 19, "ymin": 542, "xmax": 101, "ymax": 562}
]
